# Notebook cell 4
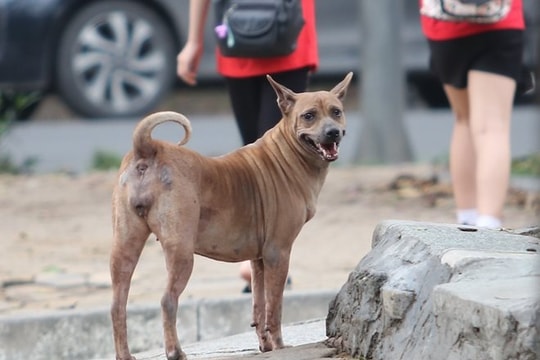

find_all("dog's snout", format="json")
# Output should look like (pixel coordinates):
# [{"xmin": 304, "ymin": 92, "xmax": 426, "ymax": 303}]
[{"xmin": 325, "ymin": 128, "xmax": 341, "ymax": 140}]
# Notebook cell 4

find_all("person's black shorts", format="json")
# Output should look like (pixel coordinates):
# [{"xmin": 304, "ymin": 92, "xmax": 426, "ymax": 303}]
[{"xmin": 428, "ymin": 30, "xmax": 524, "ymax": 89}]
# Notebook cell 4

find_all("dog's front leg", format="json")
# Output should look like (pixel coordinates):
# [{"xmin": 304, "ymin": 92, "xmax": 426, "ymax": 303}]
[
  {"xmin": 250, "ymin": 259, "xmax": 272, "ymax": 352},
  {"xmin": 262, "ymin": 250, "xmax": 291, "ymax": 351},
  {"xmin": 160, "ymin": 238, "xmax": 195, "ymax": 360}
]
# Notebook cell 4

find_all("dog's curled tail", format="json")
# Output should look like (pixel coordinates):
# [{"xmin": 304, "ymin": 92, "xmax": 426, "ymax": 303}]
[{"xmin": 132, "ymin": 111, "xmax": 192, "ymax": 158}]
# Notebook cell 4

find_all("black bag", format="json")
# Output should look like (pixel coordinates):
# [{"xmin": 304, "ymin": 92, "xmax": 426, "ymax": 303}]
[{"xmin": 213, "ymin": 0, "xmax": 305, "ymax": 58}]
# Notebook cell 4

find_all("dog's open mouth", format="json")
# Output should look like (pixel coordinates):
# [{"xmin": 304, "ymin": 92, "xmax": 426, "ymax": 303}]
[{"xmin": 301, "ymin": 135, "xmax": 340, "ymax": 161}]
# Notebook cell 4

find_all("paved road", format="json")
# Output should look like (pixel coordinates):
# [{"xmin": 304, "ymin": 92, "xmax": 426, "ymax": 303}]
[{"xmin": 3, "ymin": 107, "xmax": 539, "ymax": 174}]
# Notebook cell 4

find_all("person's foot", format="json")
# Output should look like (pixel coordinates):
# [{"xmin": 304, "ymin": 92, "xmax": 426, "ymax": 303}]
[{"xmin": 285, "ymin": 276, "xmax": 292, "ymax": 290}]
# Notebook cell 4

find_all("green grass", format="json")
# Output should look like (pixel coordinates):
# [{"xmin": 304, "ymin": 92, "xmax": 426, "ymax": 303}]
[
  {"xmin": 511, "ymin": 153, "xmax": 540, "ymax": 177},
  {"xmin": 91, "ymin": 150, "xmax": 122, "ymax": 171},
  {"xmin": 0, "ymin": 91, "xmax": 42, "ymax": 174},
  {"xmin": 431, "ymin": 152, "xmax": 540, "ymax": 177}
]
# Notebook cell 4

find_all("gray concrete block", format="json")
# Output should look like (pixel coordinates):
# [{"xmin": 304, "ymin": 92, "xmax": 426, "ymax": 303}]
[
  {"xmin": 433, "ymin": 277, "xmax": 539, "ymax": 360},
  {"xmin": 124, "ymin": 301, "xmax": 199, "ymax": 354},
  {"xmin": 381, "ymin": 286, "xmax": 415, "ymax": 320},
  {"xmin": 326, "ymin": 220, "xmax": 540, "ymax": 360},
  {"xmin": 0, "ymin": 307, "xmax": 112, "ymax": 360},
  {"xmin": 197, "ymin": 290, "xmax": 336, "ymax": 342},
  {"xmin": 0, "ymin": 301, "xmax": 198, "ymax": 360},
  {"xmin": 197, "ymin": 296, "xmax": 252, "ymax": 341}
]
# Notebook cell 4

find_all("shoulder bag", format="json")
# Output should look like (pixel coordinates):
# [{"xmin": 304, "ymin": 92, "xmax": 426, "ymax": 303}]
[{"xmin": 213, "ymin": 0, "xmax": 305, "ymax": 58}]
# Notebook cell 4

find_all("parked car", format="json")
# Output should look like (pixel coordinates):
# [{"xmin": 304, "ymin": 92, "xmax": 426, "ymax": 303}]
[{"xmin": 0, "ymin": 0, "xmax": 538, "ymax": 119}]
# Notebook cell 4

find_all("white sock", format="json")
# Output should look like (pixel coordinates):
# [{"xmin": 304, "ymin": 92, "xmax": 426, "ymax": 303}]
[
  {"xmin": 476, "ymin": 215, "xmax": 502, "ymax": 229},
  {"xmin": 456, "ymin": 209, "xmax": 478, "ymax": 226}
]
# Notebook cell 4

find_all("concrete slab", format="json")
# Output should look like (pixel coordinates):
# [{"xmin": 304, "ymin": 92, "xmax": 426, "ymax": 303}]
[{"xmin": 129, "ymin": 319, "xmax": 335, "ymax": 360}]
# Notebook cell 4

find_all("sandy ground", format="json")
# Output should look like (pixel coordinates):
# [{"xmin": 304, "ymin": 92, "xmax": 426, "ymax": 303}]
[{"xmin": 0, "ymin": 163, "xmax": 538, "ymax": 317}]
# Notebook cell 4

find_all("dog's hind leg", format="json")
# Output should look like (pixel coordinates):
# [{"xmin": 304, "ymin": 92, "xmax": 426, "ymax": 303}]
[
  {"xmin": 110, "ymin": 213, "xmax": 151, "ymax": 360},
  {"xmin": 159, "ymin": 238, "xmax": 194, "ymax": 360}
]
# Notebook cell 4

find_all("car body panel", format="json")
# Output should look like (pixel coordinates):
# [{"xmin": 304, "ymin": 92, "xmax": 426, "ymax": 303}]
[{"xmin": 0, "ymin": 0, "xmax": 187, "ymax": 90}]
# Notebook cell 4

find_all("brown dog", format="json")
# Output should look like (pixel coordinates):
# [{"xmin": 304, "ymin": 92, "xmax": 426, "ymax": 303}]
[{"xmin": 110, "ymin": 72, "xmax": 353, "ymax": 360}]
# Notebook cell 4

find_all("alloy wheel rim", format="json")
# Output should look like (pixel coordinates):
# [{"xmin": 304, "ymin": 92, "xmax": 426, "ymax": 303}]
[{"xmin": 71, "ymin": 11, "xmax": 166, "ymax": 114}]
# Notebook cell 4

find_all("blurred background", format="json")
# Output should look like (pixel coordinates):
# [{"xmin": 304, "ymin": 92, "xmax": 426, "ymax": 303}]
[{"xmin": 0, "ymin": 0, "xmax": 538, "ymax": 173}]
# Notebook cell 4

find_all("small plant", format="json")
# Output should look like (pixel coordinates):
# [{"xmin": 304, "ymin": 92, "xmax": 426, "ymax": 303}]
[
  {"xmin": 431, "ymin": 153, "xmax": 540, "ymax": 177},
  {"xmin": 511, "ymin": 153, "xmax": 540, "ymax": 177},
  {"xmin": 0, "ymin": 154, "xmax": 38, "ymax": 174},
  {"xmin": 0, "ymin": 91, "xmax": 42, "ymax": 174},
  {"xmin": 91, "ymin": 150, "xmax": 122, "ymax": 171},
  {"xmin": 0, "ymin": 90, "xmax": 42, "ymax": 125}
]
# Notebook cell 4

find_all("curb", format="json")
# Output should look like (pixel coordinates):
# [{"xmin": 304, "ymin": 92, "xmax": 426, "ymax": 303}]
[{"xmin": 0, "ymin": 289, "xmax": 337, "ymax": 360}]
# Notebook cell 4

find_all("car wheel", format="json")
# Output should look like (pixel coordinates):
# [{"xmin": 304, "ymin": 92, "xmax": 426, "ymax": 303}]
[{"xmin": 56, "ymin": 1, "xmax": 177, "ymax": 118}]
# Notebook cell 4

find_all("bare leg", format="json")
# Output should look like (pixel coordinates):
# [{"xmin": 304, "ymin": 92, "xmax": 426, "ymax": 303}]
[
  {"xmin": 443, "ymin": 71, "xmax": 516, "ymax": 227},
  {"xmin": 240, "ymin": 260, "xmax": 252, "ymax": 284},
  {"xmin": 468, "ymin": 70, "xmax": 515, "ymax": 223},
  {"xmin": 443, "ymin": 85, "xmax": 477, "ymax": 217}
]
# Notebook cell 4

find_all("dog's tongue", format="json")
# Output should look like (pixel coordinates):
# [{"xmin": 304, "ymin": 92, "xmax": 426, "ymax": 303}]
[{"xmin": 320, "ymin": 142, "xmax": 339, "ymax": 161}]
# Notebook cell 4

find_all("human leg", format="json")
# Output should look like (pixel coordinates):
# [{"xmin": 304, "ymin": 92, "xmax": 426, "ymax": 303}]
[
  {"xmin": 467, "ymin": 70, "xmax": 516, "ymax": 226},
  {"xmin": 224, "ymin": 76, "xmax": 263, "ymax": 145},
  {"xmin": 442, "ymin": 84, "xmax": 478, "ymax": 225},
  {"xmin": 431, "ymin": 30, "xmax": 522, "ymax": 227},
  {"xmin": 466, "ymin": 31, "xmax": 522, "ymax": 226},
  {"xmin": 240, "ymin": 260, "xmax": 252, "ymax": 293}
]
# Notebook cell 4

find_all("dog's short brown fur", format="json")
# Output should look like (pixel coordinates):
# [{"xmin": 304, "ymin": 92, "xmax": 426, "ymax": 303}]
[{"xmin": 110, "ymin": 73, "xmax": 353, "ymax": 360}]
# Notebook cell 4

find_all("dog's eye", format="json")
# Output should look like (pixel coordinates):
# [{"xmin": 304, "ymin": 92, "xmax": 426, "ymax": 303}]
[
  {"xmin": 332, "ymin": 108, "xmax": 342, "ymax": 117},
  {"xmin": 302, "ymin": 112, "xmax": 315, "ymax": 121}
]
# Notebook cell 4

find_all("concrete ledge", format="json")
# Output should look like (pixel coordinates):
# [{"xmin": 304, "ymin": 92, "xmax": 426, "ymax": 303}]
[
  {"xmin": 433, "ymin": 277, "xmax": 539, "ymax": 360},
  {"xmin": 326, "ymin": 220, "xmax": 540, "ymax": 360},
  {"xmin": 0, "ymin": 289, "xmax": 337, "ymax": 360}
]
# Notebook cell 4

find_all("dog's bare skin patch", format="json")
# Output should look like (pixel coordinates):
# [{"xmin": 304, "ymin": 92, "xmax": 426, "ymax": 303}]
[
  {"xmin": 110, "ymin": 73, "xmax": 353, "ymax": 360},
  {"xmin": 159, "ymin": 166, "xmax": 173, "ymax": 187}
]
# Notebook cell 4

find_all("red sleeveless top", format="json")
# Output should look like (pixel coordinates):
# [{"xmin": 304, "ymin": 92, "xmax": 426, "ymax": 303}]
[{"xmin": 420, "ymin": 0, "xmax": 525, "ymax": 40}]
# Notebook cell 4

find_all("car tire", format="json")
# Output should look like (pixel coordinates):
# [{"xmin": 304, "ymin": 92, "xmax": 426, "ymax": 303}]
[{"xmin": 56, "ymin": 1, "xmax": 177, "ymax": 118}]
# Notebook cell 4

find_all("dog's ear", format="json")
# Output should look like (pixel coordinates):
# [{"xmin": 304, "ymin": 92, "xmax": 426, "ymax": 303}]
[
  {"xmin": 330, "ymin": 72, "xmax": 354, "ymax": 101},
  {"xmin": 267, "ymin": 75, "xmax": 297, "ymax": 116}
]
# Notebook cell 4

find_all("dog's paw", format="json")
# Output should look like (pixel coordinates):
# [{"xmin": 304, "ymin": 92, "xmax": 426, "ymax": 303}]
[
  {"xmin": 259, "ymin": 344, "xmax": 273, "ymax": 353},
  {"xmin": 258, "ymin": 336, "xmax": 273, "ymax": 353},
  {"xmin": 166, "ymin": 349, "xmax": 187, "ymax": 360}
]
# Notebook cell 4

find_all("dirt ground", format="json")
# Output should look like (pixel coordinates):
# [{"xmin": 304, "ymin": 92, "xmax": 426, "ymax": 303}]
[{"xmin": 0, "ymin": 162, "xmax": 538, "ymax": 317}]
